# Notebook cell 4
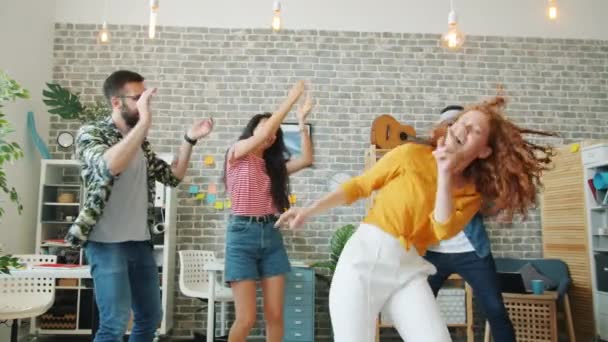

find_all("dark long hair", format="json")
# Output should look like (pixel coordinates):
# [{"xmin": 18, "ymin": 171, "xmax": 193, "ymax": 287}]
[{"xmin": 224, "ymin": 113, "xmax": 292, "ymax": 212}]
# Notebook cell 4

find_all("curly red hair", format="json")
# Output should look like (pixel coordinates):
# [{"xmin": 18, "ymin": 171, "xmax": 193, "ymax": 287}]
[{"xmin": 430, "ymin": 96, "xmax": 557, "ymax": 220}]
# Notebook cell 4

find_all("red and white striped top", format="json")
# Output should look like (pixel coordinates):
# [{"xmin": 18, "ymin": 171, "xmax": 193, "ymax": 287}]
[{"xmin": 226, "ymin": 150, "xmax": 278, "ymax": 216}]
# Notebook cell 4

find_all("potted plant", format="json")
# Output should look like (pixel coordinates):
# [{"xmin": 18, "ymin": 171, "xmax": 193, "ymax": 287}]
[
  {"xmin": 43, "ymin": 83, "xmax": 109, "ymax": 122},
  {"xmin": 0, "ymin": 70, "xmax": 29, "ymax": 274},
  {"xmin": 310, "ymin": 224, "xmax": 357, "ymax": 282}
]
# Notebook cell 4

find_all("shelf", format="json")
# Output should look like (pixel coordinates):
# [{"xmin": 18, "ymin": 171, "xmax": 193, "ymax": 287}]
[
  {"xmin": 44, "ymin": 184, "xmax": 81, "ymax": 188},
  {"xmin": 41, "ymin": 221, "xmax": 75, "ymax": 225},
  {"xmin": 44, "ymin": 202, "xmax": 80, "ymax": 206},
  {"xmin": 154, "ymin": 245, "xmax": 164, "ymax": 250},
  {"xmin": 591, "ymin": 206, "xmax": 608, "ymax": 211},
  {"xmin": 41, "ymin": 243, "xmax": 71, "ymax": 248},
  {"xmin": 37, "ymin": 329, "xmax": 91, "ymax": 335},
  {"xmin": 594, "ymin": 248, "xmax": 608, "ymax": 253},
  {"xmin": 588, "ymin": 162, "xmax": 608, "ymax": 169},
  {"xmin": 56, "ymin": 286, "xmax": 83, "ymax": 290}
]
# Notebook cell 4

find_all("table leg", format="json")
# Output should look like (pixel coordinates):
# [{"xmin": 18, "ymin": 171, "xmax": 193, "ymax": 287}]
[
  {"xmin": 207, "ymin": 271, "xmax": 216, "ymax": 342},
  {"xmin": 91, "ymin": 288, "xmax": 99, "ymax": 341}
]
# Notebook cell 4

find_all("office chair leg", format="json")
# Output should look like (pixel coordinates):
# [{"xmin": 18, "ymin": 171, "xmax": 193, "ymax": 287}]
[{"xmin": 10, "ymin": 319, "xmax": 18, "ymax": 342}]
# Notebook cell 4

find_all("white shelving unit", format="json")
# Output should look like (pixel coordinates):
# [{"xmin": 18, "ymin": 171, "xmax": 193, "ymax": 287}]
[
  {"xmin": 32, "ymin": 158, "xmax": 177, "ymax": 337},
  {"xmin": 582, "ymin": 144, "xmax": 608, "ymax": 340}
]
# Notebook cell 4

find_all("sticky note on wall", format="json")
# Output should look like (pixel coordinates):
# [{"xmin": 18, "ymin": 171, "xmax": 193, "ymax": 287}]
[
  {"xmin": 195, "ymin": 193, "xmax": 206, "ymax": 200},
  {"xmin": 188, "ymin": 185, "xmax": 199, "ymax": 194},
  {"xmin": 215, "ymin": 201, "xmax": 224, "ymax": 210},
  {"xmin": 570, "ymin": 143, "xmax": 580, "ymax": 153},
  {"xmin": 224, "ymin": 199, "xmax": 232, "ymax": 208},
  {"xmin": 289, "ymin": 194, "xmax": 297, "ymax": 205},
  {"xmin": 206, "ymin": 194, "xmax": 216, "ymax": 204},
  {"xmin": 208, "ymin": 183, "xmax": 217, "ymax": 194},
  {"xmin": 204, "ymin": 156, "xmax": 215, "ymax": 165}
]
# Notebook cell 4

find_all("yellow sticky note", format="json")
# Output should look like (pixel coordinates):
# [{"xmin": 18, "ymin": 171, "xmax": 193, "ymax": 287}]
[
  {"xmin": 570, "ymin": 143, "xmax": 580, "ymax": 153},
  {"xmin": 208, "ymin": 183, "xmax": 217, "ymax": 194},
  {"xmin": 289, "ymin": 194, "xmax": 297, "ymax": 205},
  {"xmin": 195, "ymin": 193, "xmax": 206, "ymax": 200},
  {"xmin": 204, "ymin": 155, "xmax": 215, "ymax": 165},
  {"xmin": 215, "ymin": 201, "xmax": 224, "ymax": 210},
  {"xmin": 224, "ymin": 199, "xmax": 232, "ymax": 208}
]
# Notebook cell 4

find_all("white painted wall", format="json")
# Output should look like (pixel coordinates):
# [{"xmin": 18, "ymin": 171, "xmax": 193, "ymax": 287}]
[
  {"xmin": 0, "ymin": 0, "xmax": 54, "ymax": 338},
  {"xmin": 0, "ymin": 0, "xmax": 54, "ymax": 257},
  {"xmin": 54, "ymin": 0, "xmax": 608, "ymax": 40}
]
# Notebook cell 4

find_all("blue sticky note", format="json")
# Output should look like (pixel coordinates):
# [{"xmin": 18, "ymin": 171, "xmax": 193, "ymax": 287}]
[
  {"xmin": 188, "ymin": 185, "xmax": 199, "ymax": 194},
  {"xmin": 206, "ymin": 194, "xmax": 216, "ymax": 204}
]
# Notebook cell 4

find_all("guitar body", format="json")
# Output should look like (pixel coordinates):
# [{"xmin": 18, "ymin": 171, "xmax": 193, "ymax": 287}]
[{"xmin": 370, "ymin": 115, "xmax": 417, "ymax": 149}]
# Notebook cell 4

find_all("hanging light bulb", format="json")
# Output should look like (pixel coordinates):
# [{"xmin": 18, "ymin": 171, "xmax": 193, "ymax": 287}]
[
  {"xmin": 547, "ymin": 0, "xmax": 558, "ymax": 20},
  {"xmin": 149, "ymin": 0, "xmax": 159, "ymax": 39},
  {"xmin": 97, "ymin": 21, "xmax": 110, "ymax": 44},
  {"xmin": 97, "ymin": 0, "xmax": 110, "ymax": 44},
  {"xmin": 271, "ymin": 0, "xmax": 282, "ymax": 32},
  {"xmin": 440, "ymin": 0, "xmax": 465, "ymax": 51}
]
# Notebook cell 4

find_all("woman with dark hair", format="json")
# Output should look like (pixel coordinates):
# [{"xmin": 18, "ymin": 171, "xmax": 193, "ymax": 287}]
[
  {"xmin": 223, "ymin": 80, "xmax": 314, "ymax": 342},
  {"xmin": 276, "ymin": 96, "xmax": 556, "ymax": 342}
]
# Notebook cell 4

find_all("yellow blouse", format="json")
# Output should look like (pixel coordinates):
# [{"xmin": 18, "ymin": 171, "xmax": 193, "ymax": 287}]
[{"xmin": 341, "ymin": 143, "xmax": 481, "ymax": 254}]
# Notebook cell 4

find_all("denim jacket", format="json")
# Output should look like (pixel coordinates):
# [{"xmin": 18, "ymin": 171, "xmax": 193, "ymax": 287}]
[
  {"xmin": 65, "ymin": 117, "xmax": 181, "ymax": 247},
  {"xmin": 463, "ymin": 212, "xmax": 491, "ymax": 258}
]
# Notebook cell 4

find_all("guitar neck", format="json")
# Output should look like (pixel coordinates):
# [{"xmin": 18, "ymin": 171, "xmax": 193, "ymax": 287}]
[{"xmin": 408, "ymin": 136, "xmax": 432, "ymax": 145}]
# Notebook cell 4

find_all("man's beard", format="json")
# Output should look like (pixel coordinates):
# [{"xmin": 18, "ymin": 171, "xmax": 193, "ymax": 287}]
[{"xmin": 120, "ymin": 103, "xmax": 139, "ymax": 128}]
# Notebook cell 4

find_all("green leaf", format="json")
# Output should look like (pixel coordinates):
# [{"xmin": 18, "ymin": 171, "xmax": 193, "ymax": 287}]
[
  {"xmin": 329, "ymin": 224, "xmax": 356, "ymax": 265},
  {"xmin": 42, "ymin": 82, "xmax": 84, "ymax": 120},
  {"xmin": 0, "ymin": 254, "xmax": 21, "ymax": 275},
  {"xmin": 0, "ymin": 69, "xmax": 27, "ymax": 220},
  {"xmin": 310, "ymin": 260, "xmax": 336, "ymax": 271},
  {"xmin": 309, "ymin": 224, "xmax": 357, "ymax": 279}
]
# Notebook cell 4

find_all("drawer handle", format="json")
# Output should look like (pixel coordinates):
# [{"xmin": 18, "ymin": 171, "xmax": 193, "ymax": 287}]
[
  {"xmin": 604, "ymin": 267, "xmax": 608, "ymax": 272},
  {"xmin": 295, "ymin": 284, "xmax": 303, "ymax": 289},
  {"xmin": 295, "ymin": 296, "xmax": 302, "ymax": 300},
  {"xmin": 295, "ymin": 308, "xmax": 302, "ymax": 313},
  {"xmin": 295, "ymin": 333, "xmax": 302, "ymax": 337},
  {"xmin": 295, "ymin": 273, "xmax": 303, "ymax": 277},
  {"xmin": 295, "ymin": 320, "xmax": 302, "ymax": 325}
]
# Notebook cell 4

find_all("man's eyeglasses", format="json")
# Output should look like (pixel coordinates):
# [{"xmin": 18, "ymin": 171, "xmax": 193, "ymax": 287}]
[{"xmin": 119, "ymin": 94, "xmax": 142, "ymax": 101}]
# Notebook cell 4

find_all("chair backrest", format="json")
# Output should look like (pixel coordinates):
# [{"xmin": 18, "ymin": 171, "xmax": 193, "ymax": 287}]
[
  {"xmin": 0, "ymin": 276, "xmax": 55, "ymax": 296},
  {"xmin": 1, "ymin": 255, "xmax": 56, "ymax": 301},
  {"xmin": 178, "ymin": 250, "xmax": 216, "ymax": 294},
  {"xmin": 495, "ymin": 257, "xmax": 570, "ymax": 283},
  {"xmin": 15, "ymin": 254, "xmax": 57, "ymax": 265}
]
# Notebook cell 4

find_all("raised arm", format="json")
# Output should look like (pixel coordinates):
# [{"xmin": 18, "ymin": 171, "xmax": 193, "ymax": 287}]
[
  {"xmin": 286, "ymin": 90, "xmax": 314, "ymax": 174},
  {"xmin": 103, "ymin": 88, "xmax": 155, "ymax": 175},
  {"xmin": 431, "ymin": 137, "xmax": 481, "ymax": 241},
  {"xmin": 230, "ymin": 81, "xmax": 305, "ymax": 162}
]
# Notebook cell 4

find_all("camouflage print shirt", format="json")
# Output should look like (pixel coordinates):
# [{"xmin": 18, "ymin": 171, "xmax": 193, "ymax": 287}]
[{"xmin": 65, "ymin": 117, "xmax": 180, "ymax": 247}]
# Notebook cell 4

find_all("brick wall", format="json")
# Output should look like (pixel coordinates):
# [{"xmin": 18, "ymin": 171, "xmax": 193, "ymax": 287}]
[{"xmin": 48, "ymin": 23, "xmax": 608, "ymax": 340}]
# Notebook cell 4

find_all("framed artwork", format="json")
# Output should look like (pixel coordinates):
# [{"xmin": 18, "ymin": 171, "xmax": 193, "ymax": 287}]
[{"xmin": 281, "ymin": 123, "xmax": 312, "ymax": 158}]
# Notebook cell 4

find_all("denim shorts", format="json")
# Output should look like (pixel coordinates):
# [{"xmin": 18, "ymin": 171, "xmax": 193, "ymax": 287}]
[{"xmin": 224, "ymin": 215, "xmax": 291, "ymax": 282}]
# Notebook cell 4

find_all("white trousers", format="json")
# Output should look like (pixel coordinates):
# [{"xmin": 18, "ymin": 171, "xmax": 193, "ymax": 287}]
[{"xmin": 329, "ymin": 224, "xmax": 452, "ymax": 342}]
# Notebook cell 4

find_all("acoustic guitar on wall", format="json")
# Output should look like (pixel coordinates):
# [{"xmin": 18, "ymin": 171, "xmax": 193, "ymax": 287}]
[{"xmin": 370, "ymin": 114, "xmax": 425, "ymax": 149}]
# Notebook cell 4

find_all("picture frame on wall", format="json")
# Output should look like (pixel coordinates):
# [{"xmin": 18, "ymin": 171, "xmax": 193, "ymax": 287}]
[{"xmin": 281, "ymin": 122, "xmax": 312, "ymax": 158}]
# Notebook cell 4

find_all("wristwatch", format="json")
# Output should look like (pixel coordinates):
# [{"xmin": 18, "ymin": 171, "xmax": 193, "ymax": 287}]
[{"xmin": 184, "ymin": 133, "xmax": 197, "ymax": 146}]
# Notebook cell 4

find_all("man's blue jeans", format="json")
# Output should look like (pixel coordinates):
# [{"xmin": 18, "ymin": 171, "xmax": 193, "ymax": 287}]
[
  {"xmin": 85, "ymin": 241, "xmax": 162, "ymax": 342},
  {"xmin": 425, "ymin": 251, "xmax": 516, "ymax": 342}
]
